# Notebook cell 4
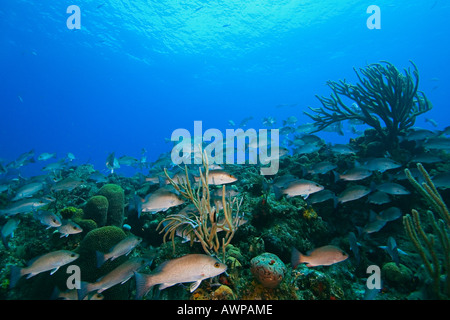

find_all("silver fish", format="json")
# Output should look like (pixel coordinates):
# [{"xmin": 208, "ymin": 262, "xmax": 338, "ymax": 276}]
[
  {"xmin": 38, "ymin": 152, "xmax": 57, "ymax": 161},
  {"xmin": 137, "ymin": 186, "xmax": 185, "ymax": 215},
  {"xmin": 57, "ymin": 220, "xmax": 83, "ymax": 237},
  {"xmin": 34, "ymin": 210, "xmax": 62, "ymax": 228},
  {"xmin": 364, "ymin": 158, "xmax": 401, "ymax": 172},
  {"xmin": 274, "ymin": 179, "xmax": 324, "ymax": 199},
  {"xmin": 0, "ymin": 197, "xmax": 54, "ymax": 216},
  {"xmin": 51, "ymin": 177, "xmax": 85, "ymax": 192},
  {"xmin": 134, "ymin": 254, "xmax": 227, "ymax": 299},
  {"xmin": 206, "ymin": 170, "xmax": 238, "ymax": 185},
  {"xmin": 376, "ymin": 182, "xmax": 410, "ymax": 195},
  {"xmin": 307, "ymin": 161, "xmax": 337, "ymax": 175},
  {"xmin": 378, "ymin": 207, "xmax": 402, "ymax": 221},
  {"xmin": 78, "ymin": 257, "xmax": 151, "ymax": 299},
  {"xmin": 338, "ymin": 185, "xmax": 371, "ymax": 203},
  {"xmin": 338, "ymin": 167, "xmax": 372, "ymax": 181},
  {"xmin": 11, "ymin": 182, "xmax": 45, "ymax": 201},
  {"xmin": 307, "ymin": 189, "xmax": 337, "ymax": 206},
  {"xmin": 96, "ymin": 235, "xmax": 142, "ymax": 267},
  {"xmin": 1, "ymin": 218, "xmax": 20, "ymax": 249},
  {"xmin": 367, "ymin": 191, "xmax": 391, "ymax": 205},
  {"xmin": 10, "ymin": 250, "xmax": 79, "ymax": 288},
  {"xmin": 432, "ymin": 172, "xmax": 450, "ymax": 189},
  {"xmin": 330, "ymin": 144, "xmax": 356, "ymax": 155}
]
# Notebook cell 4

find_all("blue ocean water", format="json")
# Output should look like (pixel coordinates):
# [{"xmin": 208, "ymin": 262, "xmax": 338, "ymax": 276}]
[{"xmin": 0, "ymin": 0, "xmax": 449, "ymax": 173}]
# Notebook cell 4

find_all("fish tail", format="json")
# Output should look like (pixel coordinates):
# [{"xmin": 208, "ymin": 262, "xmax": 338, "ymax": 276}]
[
  {"xmin": 291, "ymin": 247, "xmax": 305, "ymax": 269},
  {"xmin": 272, "ymin": 185, "xmax": 283, "ymax": 200},
  {"xmin": 134, "ymin": 272, "xmax": 154, "ymax": 300},
  {"xmin": 77, "ymin": 281, "xmax": 92, "ymax": 300},
  {"xmin": 1, "ymin": 235, "xmax": 10, "ymax": 250},
  {"xmin": 96, "ymin": 251, "xmax": 106, "ymax": 268},
  {"xmin": 9, "ymin": 265, "xmax": 23, "ymax": 288}
]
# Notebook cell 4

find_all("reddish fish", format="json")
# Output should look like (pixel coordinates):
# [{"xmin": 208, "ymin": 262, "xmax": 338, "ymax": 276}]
[{"xmin": 291, "ymin": 245, "xmax": 348, "ymax": 268}]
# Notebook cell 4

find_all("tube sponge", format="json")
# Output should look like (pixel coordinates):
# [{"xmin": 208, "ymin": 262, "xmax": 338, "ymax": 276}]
[{"xmin": 97, "ymin": 184, "xmax": 124, "ymax": 227}]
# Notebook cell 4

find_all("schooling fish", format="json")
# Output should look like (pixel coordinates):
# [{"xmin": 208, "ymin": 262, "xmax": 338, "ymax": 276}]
[
  {"xmin": 291, "ymin": 245, "xmax": 348, "ymax": 268},
  {"xmin": 0, "ymin": 197, "xmax": 55, "ymax": 216},
  {"xmin": 137, "ymin": 186, "xmax": 185, "ymax": 215},
  {"xmin": 11, "ymin": 182, "xmax": 45, "ymax": 201},
  {"xmin": 96, "ymin": 235, "xmax": 142, "ymax": 267},
  {"xmin": 34, "ymin": 210, "xmax": 62, "ymax": 229},
  {"xmin": 274, "ymin": 179, "xmax": 323, "ymax": 200},
  {"xmin": 134, "ymin": 254, "xmax": 227, "ymax": 299},
  {"xmin": 1, "ymin": 218, "xmax": 20, "ymax": 249},
  {"xmin": 337, "ymin": 185, "xmax": 371, "ymax": 203},
  {"xmin": 10, "ymin": 250, "xmax": 79, "ymax": 288},
  {"xmin": 78, "ymin": 257, "xmax": 151, "ymax": 299},
  {"xmin": 56, "ymin": 220, "xmax": 83, "ymax": 237}
]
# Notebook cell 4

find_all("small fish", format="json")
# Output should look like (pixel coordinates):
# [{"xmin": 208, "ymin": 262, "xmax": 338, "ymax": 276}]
[
  {"xmin": 134, "ymin": 254, "xmax": 227, "ymax": 299},
  {"xmin": 295, "ymin": 123, "xmax": 316, "ymax": 134},
  {"xmin": 283, "ymin": 116, "xmax": 298, "ymax": 126},
  {"xmin": 367, "ymin": 191, "xmax": 391, "ymax": 205},
  {"xmin": 329, "ymin": 144, "xmax": 356, "ymax": 155},
  {"xmin": 348, "ymin": 232, "xmax": 360, "ymax": 266},
  {"xmin": 404, "ymin": 128, "xmax": 435, "ymax": 141},
  {"xmin": 106, "ymin": 152, "xmax": 120, "ymax": 173},
  {"xmin": 96, "ymin": 235, "xmax": 142, "ymax": 267},
  {"xmin": 136, "ymin": 186, "xmax": 185, "ymax": 215},
  {"xmin": 423, "ymin": 137, "xmax": 450, "ymax": 150},
  {"xmin": 262, "ymin": 117, "xmax": 276, "ymax": 127},
  {"xmin": 88, "ymin": 171, "xmax": 108, "ymax": 184},
  {"xmin": 1, "ymin": 218, "xmax": 20, "ymax": 249},
  {"xmin": 78, "ymin": 257, "xmax": 151, "ymax": 299},
  {"xmin": 66, "ymin": 153, "xmax": 76, "ymax": 162},
  {"xmin": 411, "ymin": 153, "xmax": 442, "ymax": 164},
  {"xmin": 364, "ymin": 158, "xmax": 401, "ymax": 172},
  {"xmin": 42, "ymin": 159, "xmax": 66, "ymax": 173},
  {"xmin": 56, "ymin": 220, "xmax": 83, "ymax": 237},
  {"xmin": 425, "ymin": 118, "xmax": 438, "ymax": 127},
  {"xmin": 274, "ymin": 179, "xmax": 324, "ymax": 199},
  {"xmin": 118, "ymin": 155, "xmax": 139, "ymax": 167},
  {"xmin": 307, "ymin": 189, "xmax": 337, "ymax": 207},
  {"xmin": 307, "ymin": 161, "xmax": 337, "ymax": 175},
  {"xmin": 11, "ymin": 182, "xmax": 45, "ymax": 201},
  {"xmin": 432, "ymin": 172, "xmax": 450, "ymax": 189},
  {"xmin": 376, "ymin": 182, "xmax": 410, "ymax": 195},
  {"xmin": 10, "ymin": 250, "xmax": 79, "ymax": 288},
  {"xmin": 291, "ymin": 245, "xmax": 348, "ymax": 268},
  {"xmin": 338, "ymin": 167, "xmax": 372, "ymax": 181},
  {"xmin": 0, "ymin": 197, "xmax": 54, "ymax": 216},
  {"xmin": 378, "ymin": 207, "xmax": 402, "ymax": 221},
  {"xmin": 295, "ymin": 144, "xmax": 321, "ymax": 155},
  {"xmin": 359, "ymin": 212, "xmax": 387, "ymax": 234},
  {"xmin": 34, "ymin": 210, "xmax": 62, "ymax": 228},
  {"xmin": 338, "ymin": 185, "xmax": 371, "ymax": 203},
  {"xmin": 51, "ymin": 177, "xmax": 85, "ymax": 192},
  {"xmin": 207, "ymin": 170, "xmax": 238, "ymax": 185},
  {"xmin": 37, "ymin": 153, "xmax": 57, "ymax": 161}
]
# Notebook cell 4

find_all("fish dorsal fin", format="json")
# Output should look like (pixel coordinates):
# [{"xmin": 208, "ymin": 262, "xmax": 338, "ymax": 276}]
[{"xmin": 190, "ymin": 280, "xmax": 202, "ymax": 292}]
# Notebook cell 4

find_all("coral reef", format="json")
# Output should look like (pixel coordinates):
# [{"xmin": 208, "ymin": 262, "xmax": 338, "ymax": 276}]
[{"xmin": 75, "ymin": 226, "xmax": 129, "ymax": 299}]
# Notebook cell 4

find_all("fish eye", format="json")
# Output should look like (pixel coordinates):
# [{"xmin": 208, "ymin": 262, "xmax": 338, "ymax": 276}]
[
  {"xmin": 214, "ymin": 262, "xmax": 220, "ymax": 268},
  {"xmin": 70, "ymin": 253, "xmax": 76, "ymax": 257}
]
